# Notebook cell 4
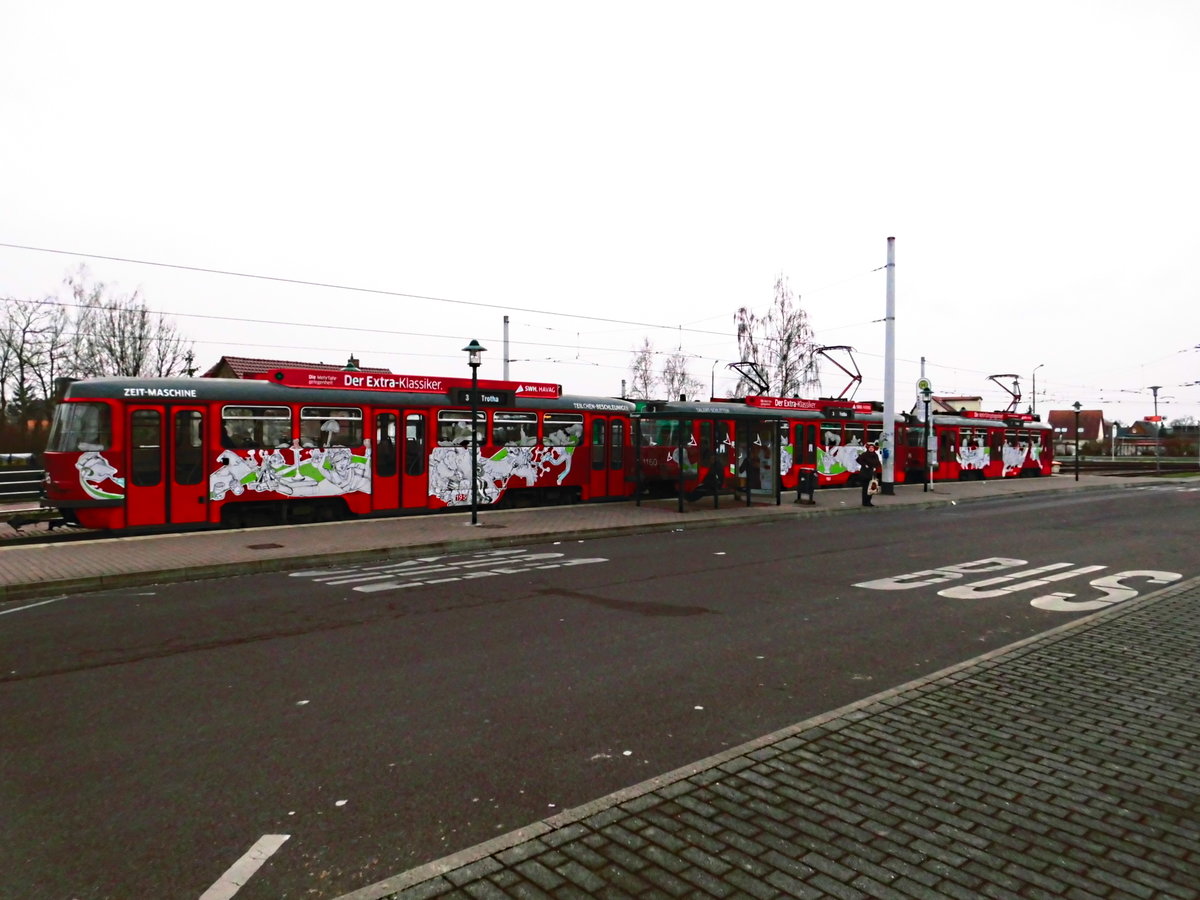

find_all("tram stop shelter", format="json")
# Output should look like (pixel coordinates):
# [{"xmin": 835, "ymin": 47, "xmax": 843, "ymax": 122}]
[{"xmin": 632, "ymin": 401, "xmax": 794, "ymax": 512}]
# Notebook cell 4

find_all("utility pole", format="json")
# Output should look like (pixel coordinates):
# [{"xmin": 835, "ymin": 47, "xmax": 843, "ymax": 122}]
[
  {"xmin": 1072, "ymin": 401, "xmax": 1082, "ymax": 481},
  {"xmin": 1149, "ymin": 385, "xmax": 1163, "ymax": 474},
  {"xmin": 881, "ymin": 236, "xmax": 896, "ymax": 494}
]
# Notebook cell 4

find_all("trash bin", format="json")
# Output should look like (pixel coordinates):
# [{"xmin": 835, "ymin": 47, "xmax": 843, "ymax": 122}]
[{"xmin": 795, "ymin": 469, "xmax": 817, "ymax": 505}]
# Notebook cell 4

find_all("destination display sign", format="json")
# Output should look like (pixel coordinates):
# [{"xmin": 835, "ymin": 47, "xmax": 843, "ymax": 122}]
[
  {"xmin": 745, "ymin": 396, "xmax": 873, "ymax": 414},
  {"xmin": 961, "ymin": 410, "xmax": 1035, "ymax": 422},
  {"xmin": 453, "ymin": 388, "xmax": 515, "ymax": 406},
  {"xmin": 261, "ymin": 368, "xmax": 560, "ymax": 398}
]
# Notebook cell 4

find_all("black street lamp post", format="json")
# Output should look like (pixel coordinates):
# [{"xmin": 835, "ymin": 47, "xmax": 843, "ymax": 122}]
[
  {"xmin": 1072, "ymin": 401, "xmax": 1081, "ymax": 481},
  {"xmin": 463, "ymin": 340, "xmax": 487, "ymax": 525},
  {"xmin": 920, "ymin": 386, "xmax": 932, "ymax": 493},
  {"xmin": 1149, "ymin": 385, "xmax": 1163, "ymax": 475}
]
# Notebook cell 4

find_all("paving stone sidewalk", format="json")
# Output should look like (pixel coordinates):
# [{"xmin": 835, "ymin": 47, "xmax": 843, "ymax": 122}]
[{"xmin": 340, "ymin": 576, "xmax": 1200, "ymax": 900}]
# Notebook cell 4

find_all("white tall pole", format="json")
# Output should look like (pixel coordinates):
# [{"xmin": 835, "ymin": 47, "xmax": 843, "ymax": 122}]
[{"xmin": 882, "ymin": 236, "xmax": 896, "ymax": 493}]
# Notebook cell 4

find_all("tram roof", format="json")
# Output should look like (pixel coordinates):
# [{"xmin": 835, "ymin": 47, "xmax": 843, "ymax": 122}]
[{"xmin": 60, "ymin": 376, "xmax": 635, "ymax": 412}]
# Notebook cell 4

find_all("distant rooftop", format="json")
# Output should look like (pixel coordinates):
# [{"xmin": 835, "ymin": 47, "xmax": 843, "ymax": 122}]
[{"xmin": 201, "ymin": 355, "xmax": 391, "ymax": 379}]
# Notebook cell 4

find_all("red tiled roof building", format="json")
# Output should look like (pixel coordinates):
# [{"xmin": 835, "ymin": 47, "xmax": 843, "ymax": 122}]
[{"xmin": 201, "ymin": 355, "xmax": 391, "ymax": 379}]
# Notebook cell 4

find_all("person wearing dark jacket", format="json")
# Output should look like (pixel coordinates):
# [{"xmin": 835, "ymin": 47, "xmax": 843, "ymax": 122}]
[{"xmin": 856, "ymin": 443, "xmax": 882, "ymax": 507}]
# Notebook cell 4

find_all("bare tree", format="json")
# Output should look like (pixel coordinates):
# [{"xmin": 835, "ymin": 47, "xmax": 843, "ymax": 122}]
[
  {"xmin": 733, "ymin": 274, "xmax": 819, "ymax": 397},
  {"xmin": 661, "ymin": 350, "xmax": 703, "ymax": 400},
  {"xmin": 628, "ymin": 337, "xmax": 658, "ymax": 399},
  {"xmin": 66, "ymin": 266, "xmax": 193, "ymax": 378},
  {"xmin": 0, "ymin": 296, "xmax": 71, "ymax": 424}
]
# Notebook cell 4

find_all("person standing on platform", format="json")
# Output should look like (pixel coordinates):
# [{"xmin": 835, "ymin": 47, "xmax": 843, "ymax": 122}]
[{"xmin": 856, "ymin": 443, "xmax": 882, "ymax": 507}]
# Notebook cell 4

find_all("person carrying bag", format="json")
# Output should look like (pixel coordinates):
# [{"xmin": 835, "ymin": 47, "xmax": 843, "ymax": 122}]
[{"xmin": 856, "ymin": 443, "xmax": 882, "ymax": 507}]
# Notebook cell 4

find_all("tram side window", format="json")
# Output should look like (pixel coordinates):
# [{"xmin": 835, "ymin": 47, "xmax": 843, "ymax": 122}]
[
  {"xmin": 1018, "ymin": 429, "xmax": 1034, "ymax": 458},
  {"xmin": 591, "ymin": 419, "xmax": 606, "ymax": 469},
  {"xmin": 405, "ymin": 413, "xmax": 426, "ymax": 475},
  {"xmin": 493, "ymin": 412, "xmax": 538, "ymax": 447},
  {"xmin": 437, "ymin": 410, "xmax": 485, "ymax": 447},
  {"xmin": 544, "ymin": 413, "xmax": 583, "ymax": 447},
  {"xmin": 131, "ymin": 409, "xmax": 161, "ymax": 487},
  {"xmin": 221, "ymin": 406, "xmax": 292, "ymax": 449},
  {"xmin": 610, "ymin": 420, "xmax": 625, "ymax": 470},
  {"xmin": 174, "ymin": 410, "xmax": 203, "ymax": 485},
  {"xmin": 375, "ymin": 413, "xmax": 397, "ymax": 478},
  {"xmin": 990, "ymin": 429, "xmax": 1004, "ymax": 460},
  {"xmin": 47, "ymin": 401, "xmax": 113, "ymax": 452},
  {"xmin": 301, "ymin": 407, "xmax": 363, "ymax": 448},
  {"xmin": 654, "ymin": 420, "xmax": 681, "ymax": 448},
  {"xmin": 939, "ymin": 429, "xmax": 958, "ymax": 463}
]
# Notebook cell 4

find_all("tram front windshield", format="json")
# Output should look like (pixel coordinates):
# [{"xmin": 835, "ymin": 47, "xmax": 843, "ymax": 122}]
[{"xmin": 46, "ymin": 401, "xmax": 112, "ymax": 452}]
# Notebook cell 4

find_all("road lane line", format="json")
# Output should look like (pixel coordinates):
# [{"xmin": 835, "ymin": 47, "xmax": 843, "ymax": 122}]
[
  {"xmin": 199, "ymin": 834, "xmax": 290, "ymax": 900},
  {"xmin": 0, "ymin": 596, "xmax": 65, "ymax": 616}
]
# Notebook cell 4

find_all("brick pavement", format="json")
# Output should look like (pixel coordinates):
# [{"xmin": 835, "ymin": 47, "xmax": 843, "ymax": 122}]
[{"xmin": 339, "ymin": 574, "xmax": 1200, "ymax": 900}]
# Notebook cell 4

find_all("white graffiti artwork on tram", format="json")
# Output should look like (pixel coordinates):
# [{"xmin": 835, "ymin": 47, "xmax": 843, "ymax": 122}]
[
  {"xmin": 426, "ymin": 445, "xmax": 576, "ymax": 507},
  {"xmin": 853, "ymin": 557, "xmax": 1183, "ymax": 612}
]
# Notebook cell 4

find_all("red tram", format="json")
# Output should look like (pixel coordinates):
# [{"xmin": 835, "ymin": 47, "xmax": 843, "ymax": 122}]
[
  {"xmin": 40, "ymin": 370, "xmax": 1054, "ymax": 531},
  {"xmin": 634, "ymin": 397, "xmax": 1054, "ymax": 497},
  {"xmin": 42, "ymin": 369, "xmax": 635, "ymax": 530}
]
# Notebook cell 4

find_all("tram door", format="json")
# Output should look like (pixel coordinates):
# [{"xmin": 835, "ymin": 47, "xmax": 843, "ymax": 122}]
[
  {"xmin": 589, "ymin": 416, "xmax": 627, "ymax": 499},
  {"xmin": 372, "ymin": 409, "xmax": 429, "ymax": 511},
  {"xmin": 795, "ymin": 424, "xmax": 818, "ymax": 467},
  {"xmin": 125, "ymin": 405, "xmax": 209, "ymax": 528}
]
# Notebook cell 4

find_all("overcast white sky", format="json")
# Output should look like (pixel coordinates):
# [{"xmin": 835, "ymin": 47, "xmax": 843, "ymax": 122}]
[{"xmin": 3, "ymin": 1, "xmax": 1198, "ymax": 425}]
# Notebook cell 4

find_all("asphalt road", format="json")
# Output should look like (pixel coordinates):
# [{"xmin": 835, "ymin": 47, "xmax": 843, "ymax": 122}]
[{"xmin": 1, "ymin": 484, "xmax": 1194, "ymax": 899}]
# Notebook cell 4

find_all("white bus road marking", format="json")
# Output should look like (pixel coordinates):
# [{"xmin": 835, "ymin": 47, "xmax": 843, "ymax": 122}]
[
  {"xmin": 318, "ymin": 553, "xmax": 565, "ymax": 586},
  {"xmin": 290, "ymin": 548, "xmax": 611, "ymax": 594},
  {"xmin": 198, "ymin": 834, "xmax": 290, "ymax": 900},
  {"xmin": 0, "ymin": 596, "xmax": 66, "ymax": 616},
  {"xmin": 854, "ymin": 557, "xmax": 1184, "ymax": 612},
  {"xmin": 353, "ymin": 556, "xmax": 609, "ymax": 592}
]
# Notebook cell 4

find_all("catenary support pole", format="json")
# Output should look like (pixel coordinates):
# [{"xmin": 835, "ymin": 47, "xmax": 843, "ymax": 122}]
[{"xmin": 881, "ymin": 236, "xmax": 896, "ymax": 494}]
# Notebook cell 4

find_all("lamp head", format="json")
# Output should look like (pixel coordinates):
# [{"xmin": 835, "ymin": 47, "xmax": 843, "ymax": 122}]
[{"xmin": 462, "ymin": 339, "xmax": 487, "ymax": 367}]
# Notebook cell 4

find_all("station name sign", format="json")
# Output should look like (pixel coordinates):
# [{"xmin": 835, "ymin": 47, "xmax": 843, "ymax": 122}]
[{"xmin": 263, "ymin": 368, "xmax": 560, "ymax": 398}]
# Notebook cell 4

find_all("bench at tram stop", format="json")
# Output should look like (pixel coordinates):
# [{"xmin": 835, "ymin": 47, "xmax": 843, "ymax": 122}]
[{"xmin": 795, "ymin": 469, "xmax": 817, "ymax": 505}]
